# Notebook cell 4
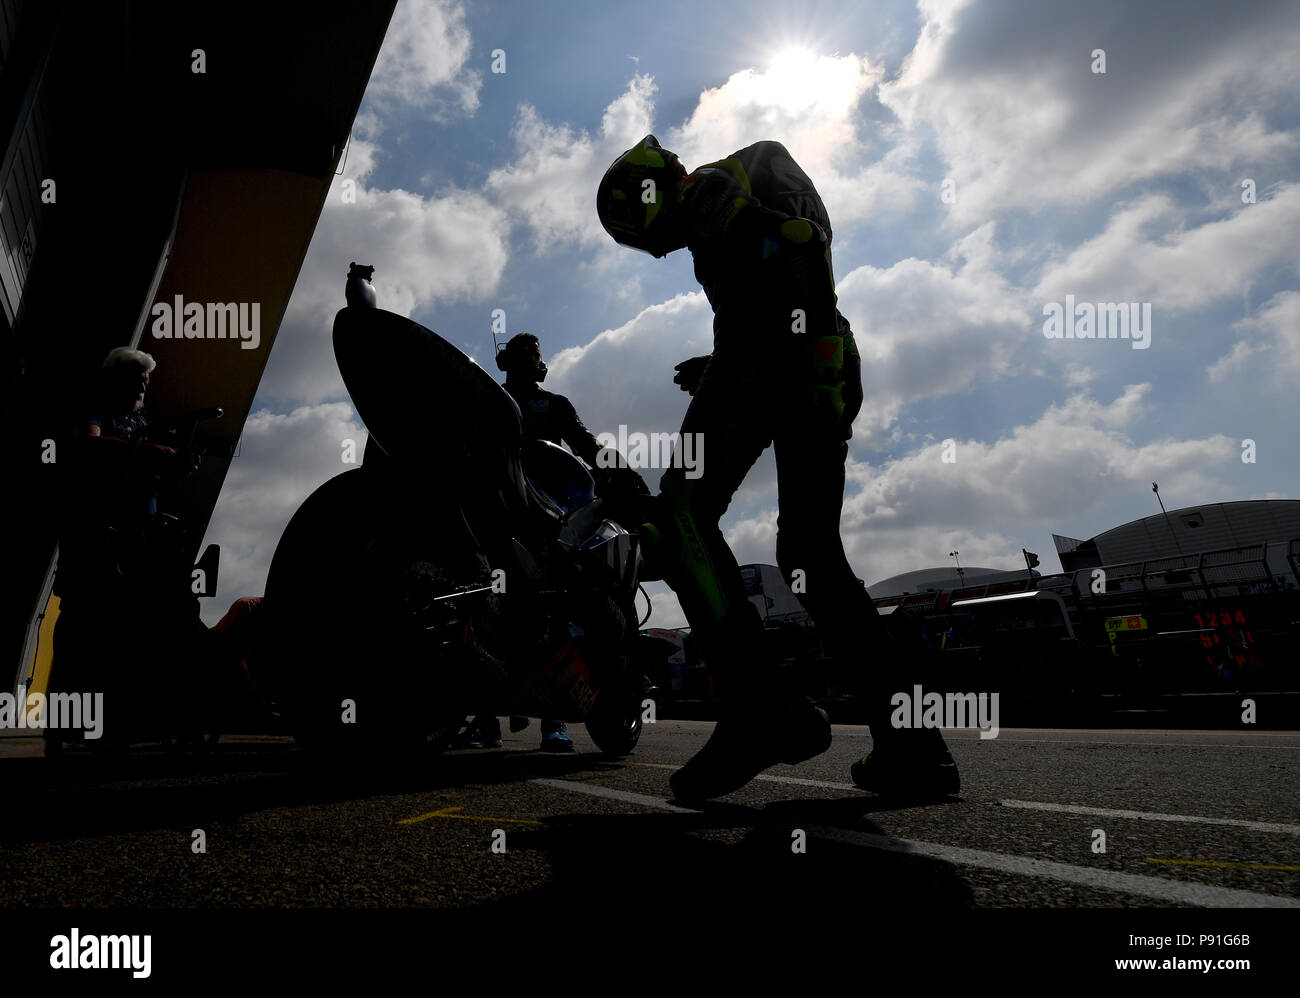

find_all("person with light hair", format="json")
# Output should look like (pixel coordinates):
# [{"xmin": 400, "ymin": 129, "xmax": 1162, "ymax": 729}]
[
  {"xmin": 56, "ymin": 346, "xmax": 177, "ymax": 587},
  {"xmin": 101, "ymin": 345, "xmax": 156, "ymax": 374},
  {"xmin": 90, "ymin": 346, "xmax": 156, "ymax": 428},
  {"xmin": 49, "ymin": 347, "xmax": 180, "ymax": 750},
  {"xmin": 74, "ymin": 346, "xmax": 181, "ymax": 505}
]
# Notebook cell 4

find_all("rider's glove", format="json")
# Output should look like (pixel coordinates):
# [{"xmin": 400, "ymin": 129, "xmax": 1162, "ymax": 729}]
[
  {"xmin": 672, "ymin": 355, "xmax": 710, "ymax": 395},
  {"xmin": 611, "ymin": 464, "xmax": 650, "ymax": 495},
  {"xmin": 805, "ymin": 313, "xmax": 863, "ymax": 438}
]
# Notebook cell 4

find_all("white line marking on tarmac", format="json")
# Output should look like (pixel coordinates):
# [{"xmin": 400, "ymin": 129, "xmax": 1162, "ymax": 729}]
[
  {"xmin": 528, "ymin": 778, "xmax": 698, "ymax": 813},
  {"xmin": 859, "ymin": 728, "xmax": 1300, "ymax": 749},
  {"xmin": 635, "ymin": 762, "xmax": 859, "ymax": 791},
  {"xmin": 656, "ymin": 721, "xmax": 1300, "ymax": 749},
  {"xmin": 637, "ymin": 765, "xmax": 1300, "ymax": 836},
  {"xmin": 533, "ymin": 776, "xmax": 1300, "ymax": 907},
  {"xmin": 804, "ymin": 826, "xmax": 1300, "ymax": 909},
  {"xmin": 954, "ymin": 727, "xmax": 1300, "ymax": 738},
  {"xmin": 1001, "ymin": 800, "xmax": 1300, "ymax": 836},
  {"xmin": 753, "ymin": 774, "xmax": 859, "ymax": 791},
  {"xmin": 969, "ymin": 737, "xmax": 1300, "ymax": 750}
]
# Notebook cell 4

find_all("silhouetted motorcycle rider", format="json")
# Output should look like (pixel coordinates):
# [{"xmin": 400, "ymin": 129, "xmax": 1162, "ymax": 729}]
[{"xmin": 597, "ymin": 135, "xmax": 959, "ymax": 801}]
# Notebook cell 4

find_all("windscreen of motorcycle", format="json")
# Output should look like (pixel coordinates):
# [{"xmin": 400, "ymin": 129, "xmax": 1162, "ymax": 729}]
[{"xmin": 522, "ymin": 438, "xmax": 596, "ymax": 516}]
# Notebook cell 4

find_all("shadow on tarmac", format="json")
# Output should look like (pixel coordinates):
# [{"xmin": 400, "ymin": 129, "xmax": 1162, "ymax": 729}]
[{"xmin": 0, "ymin": 741, "xmax": 972, "ymax": 910}]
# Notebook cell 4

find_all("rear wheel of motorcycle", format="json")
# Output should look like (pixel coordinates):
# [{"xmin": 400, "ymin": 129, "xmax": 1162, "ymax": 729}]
[{"xmin": 263, "ymin": 468, "xmax": 479, "ymax": 757}]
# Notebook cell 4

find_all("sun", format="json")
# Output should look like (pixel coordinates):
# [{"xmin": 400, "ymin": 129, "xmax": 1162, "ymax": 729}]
[
  {"xmin": 768, "ymin": 45, "xmax": 818, "ymax": 73},
  {"xmin": 759, "ymin": 46, "xmax": 827, "ymax": 112}
]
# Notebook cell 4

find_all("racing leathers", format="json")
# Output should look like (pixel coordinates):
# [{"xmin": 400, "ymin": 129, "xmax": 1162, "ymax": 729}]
[{"xmin": 650, "ymin": 140, "xmax": 888, "ymax": 714}]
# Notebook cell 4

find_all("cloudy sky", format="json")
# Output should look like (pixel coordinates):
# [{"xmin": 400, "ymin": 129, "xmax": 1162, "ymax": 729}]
[{"xmin": 200, "ymin": 0, "xmax": 1300, "ymax": 627}]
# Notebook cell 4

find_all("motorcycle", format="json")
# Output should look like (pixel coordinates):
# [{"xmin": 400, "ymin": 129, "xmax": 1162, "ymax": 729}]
[{"xmin": 252, "ymin": 264, "xmax": 654, "ymax": 756}]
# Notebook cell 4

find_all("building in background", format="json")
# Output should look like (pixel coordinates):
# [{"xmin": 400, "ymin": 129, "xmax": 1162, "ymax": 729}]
[
  {"xmin": 1053, "ymin": 499, "xmax": 1300, "ymax": 585},
  {"xmin": 867, "ymin": 566, "xmax": 1036, "ymax": 599},
  {"xmin": 5, "ymin": 0, "xmax": 396, "ymax": 700}
]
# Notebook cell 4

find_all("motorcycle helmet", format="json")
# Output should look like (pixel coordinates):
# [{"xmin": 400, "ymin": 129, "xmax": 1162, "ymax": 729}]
[{"xmin": 596, "ymin": 134, "xmax": 688, "ymax": 257}]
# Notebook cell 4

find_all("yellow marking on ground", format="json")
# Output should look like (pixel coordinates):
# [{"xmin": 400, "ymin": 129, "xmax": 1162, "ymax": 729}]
[
  {"xmin": 1143, "ymin": 858, "xmax": 1300, "ymax": 871},
  {"xmin": 397, "ymin": 805, "xmax": 542, "ymax": 826}
]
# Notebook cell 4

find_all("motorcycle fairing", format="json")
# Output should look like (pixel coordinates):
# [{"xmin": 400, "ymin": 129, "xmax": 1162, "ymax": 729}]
[
  {"xmin": 333, "ymin": 306, "xmax": 524, "ymax": 460},
  {"xmin": 578, "ymin": 522, "xmax": 641, "ymax": 598},
  {"xmin": 334, "ymin": 306, "xmax": 537, "ymax": 565}
]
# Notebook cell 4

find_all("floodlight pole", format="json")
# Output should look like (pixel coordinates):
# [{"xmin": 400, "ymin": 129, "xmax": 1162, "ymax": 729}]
[
  {"xmin": 1151, "ymin": 482, "xmax": 1184, "ymax": 556},
  {"xmin": 949, "ymin": 550, "xmax": 965, "ymax": 590}
]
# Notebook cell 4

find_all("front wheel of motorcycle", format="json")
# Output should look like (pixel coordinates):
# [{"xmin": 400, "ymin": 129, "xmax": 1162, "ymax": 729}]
[{"xmin": 584, "ymin": 665, "xmax": 647, "ymax": 756}]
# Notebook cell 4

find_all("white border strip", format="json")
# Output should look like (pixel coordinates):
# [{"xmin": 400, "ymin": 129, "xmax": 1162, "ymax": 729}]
[
  {"xmin": 1001, "ymin": 799, "xmax": 1300, "ymax": 836},
  {"xmin": 638, "ymin": 765, "xmax": 1300, "ymax": 837},
  {"xmin": 806, "ymin": 825, "xmax": 1300, "ymax": 909},
  {"xmin": 635, "ymin": 764, "xmax": 860, "ymax": 792},
  {"xmin": 529, "ymin": 777, "xmax": 698, "ymax": 813},
  {"xmin": 533, "ymin": 777, "xmax": 1300, "ymax": 908}
]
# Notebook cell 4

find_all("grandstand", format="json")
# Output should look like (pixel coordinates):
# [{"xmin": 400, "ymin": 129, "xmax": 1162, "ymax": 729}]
[
  {"xmin": 648, "ymin": 502, "xmax": 1300, "ymax": 714},
  {"xmin": 885, "ymin": 500, "xmax": 1300, "ymax": 707}
]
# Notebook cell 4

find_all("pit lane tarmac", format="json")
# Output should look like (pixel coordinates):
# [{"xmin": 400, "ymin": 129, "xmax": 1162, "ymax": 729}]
[{"xmin": 1, "ymin": 723, "xmax": 1297, "ymax": 910}]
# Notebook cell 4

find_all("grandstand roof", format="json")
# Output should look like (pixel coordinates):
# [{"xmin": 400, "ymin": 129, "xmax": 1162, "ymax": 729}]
[
  {"xmin": 1055, "ymin": 499, "xmax": 1300, "ymax": 572},
  {"xmin": 866, "ymin": 566, "xmax": 1032, "ymax": 598}
]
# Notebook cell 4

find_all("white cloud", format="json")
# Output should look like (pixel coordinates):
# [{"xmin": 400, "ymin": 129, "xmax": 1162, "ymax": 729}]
[
  {"xmin": 845, "ymin": 383, "xmax": 1233, "ymax": 523},
  {"xmin": 641, "ymin": 584, "xmax": 687, "ymax": 630},
  {"xmin": 256, "ymin": 148, "xmax": 511, "ymax": 406},
  {"xmin": 722, "ymin": 384, "xmax": 1236, "ymax": 586},
  {"xmin": 665, "ymin": 51, "xmax": 921, "ymax": 227},
  {"xmin": 202, "ymin": 403, "xmax": 366, "ymax": 622},
  {"xmin": 1211, "ymin": 290, "xmax": 1300, "ymax": 383},
  {"xmin": 365, "ymin": 0, "xmax": 481, "ymax": 119},
  {"xmin": 1064, "ymin": 364, "xmax": 1094, "ymax": 388},
  {"xmin": 485, "ymin": 75, "xmax": 658, "ymax": 250},
  {"xmin": 1031, "ymin": 185, "xmax": 1300, "ymax": 310},
  {"xmin": 835, "ymin": 222, "xmax": 1033, "ymax": 445},
  {"xmin": 485, "ymin": 52, "xmax": 924, "ymax": 252},
  {"xmin": 880, "ymin": 0, "xmax": 1300, "ymax": 223},
  {"xmin": 546, "ymin": 290, "xmax": 713, "ymax": 459}
]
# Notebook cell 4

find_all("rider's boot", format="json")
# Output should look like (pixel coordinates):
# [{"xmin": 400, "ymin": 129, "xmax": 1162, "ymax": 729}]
[
  {"xmin": 668, "ymin": 603, "xmax": 831, "ymax": 803},
  {"xmin": 850, "ymin": 723, "xmax": 959, "ymax": 799},
  {"xmin": 849, "ymin": 621, "xmax": 959, "ymax": 799}
]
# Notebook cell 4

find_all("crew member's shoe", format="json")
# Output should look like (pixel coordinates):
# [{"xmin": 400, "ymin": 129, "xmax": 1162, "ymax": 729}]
[
  {"xmin": 465, "ymin": 715, "xmax": 503, "ymax": 749},
  {"xmin": 508, "ymin": 716, "xmax": 531, "ymax": 733},
  {"xmin": 850, "ymin": 727, "xmax": 960, "ymax": 799},
  {"xmin": 539, "ymin": 719, "xmax": 574, "ymax": 752},
  {"xmin": 669, "ymin": 698, "xmax": 831, "ymax": 803}
]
